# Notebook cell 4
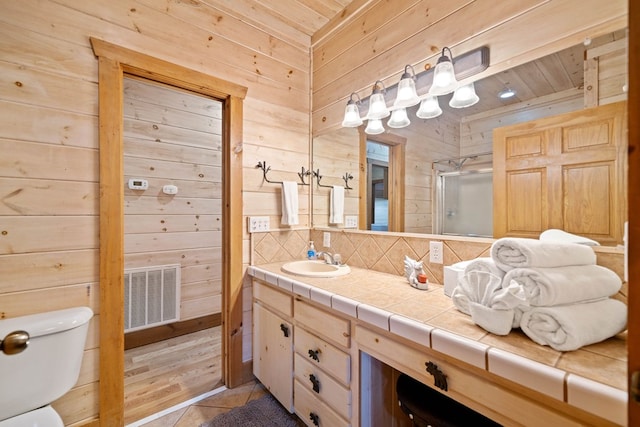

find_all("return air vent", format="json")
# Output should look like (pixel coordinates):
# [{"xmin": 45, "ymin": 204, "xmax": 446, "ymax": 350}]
[{"xmin": 124, "ymin": 264, "xmax": 180, "ymax": 332}]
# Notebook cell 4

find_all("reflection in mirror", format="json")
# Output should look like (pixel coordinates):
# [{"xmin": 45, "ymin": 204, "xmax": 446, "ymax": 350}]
[{"xmin": 312, "ymin": 29, "xmax": 628, "ymax": 239}]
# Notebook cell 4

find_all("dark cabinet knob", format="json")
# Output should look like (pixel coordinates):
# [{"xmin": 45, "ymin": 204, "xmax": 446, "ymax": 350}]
[
  {"xmin": 279, "ymin": 323, "xmax": 289, "ymax": 337},
  {"xmin": 309, "ymin": 373, "xmax": 320, "ymax": 393},
  {"xmin": 309, "ymin": 412, "xmax": 319, "ymax": 426},
  {"xmin": 425, "ymin": 361, "xmax": 448, "ymax": 391},
  {"xmin": 308, "ymin": 348, "xmax": 320, "ymax": 362}
]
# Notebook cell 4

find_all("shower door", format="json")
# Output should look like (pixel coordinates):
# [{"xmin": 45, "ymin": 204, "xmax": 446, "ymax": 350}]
[{"xmin": 435, "ymin": 169, "xmax": 493, "ymax": 237}]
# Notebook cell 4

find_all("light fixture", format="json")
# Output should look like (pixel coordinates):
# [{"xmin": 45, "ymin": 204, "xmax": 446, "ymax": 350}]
[
  {"xmin": 387, "ymin": 108, "xmax": 410, "ymax": 128},
  {"xmin": 429, "ymin": 47, "xmax": 459, "ymax": 96},
  {"xmin": 341, "ymin": 92, "xmax": 363, "ymax": 127},
  {"xmin": 366, "ymin": 80, "xmax": 390, "ymax": 120},
  {"xmin": 498, "ymin": 88, "xmax": 516, "ymax": 99},
  {"xmin": 393, "ymin": 65, "xmax": 421, "ymax": 108},
  {"xmin": 449, "ymin": 82, "xmax": 479, "ymax": 108},
  {"xmin": 364, "ymin": 118, "xmax": 385, "ymax": 135},
  {"xmin": 416, "ymin": 95, "xmax": 442, "ymax": 119}
]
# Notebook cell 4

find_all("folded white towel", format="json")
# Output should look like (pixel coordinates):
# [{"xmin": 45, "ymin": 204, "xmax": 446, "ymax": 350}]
[
  {"xmin": 519, "ymin": 299, "xmax": 627, "ymax": 351},
  {"xmin": 280, "ymin": 181, "xmax": 299, "ymax": 225},
  {"xmin": 539, "ymin": 229, "xmax": 600, "ymax": 246},
  {"xmin": 464, "ymin": 257, "xmax": 506, "ymax": 280},
  {"xmin": 330, "ymin": 185, "xmax": 344, "ymax": 224},
  {"xmin": 504, "ymin": 265, "xmax": 621, "ymax": 306},
  {"xmin": 452, "ymin": 271, "xmax": 527, "ymax": 335},
  {"xmin": 491, "ymin": 237, "xmax": 596, "ymax": 271}
]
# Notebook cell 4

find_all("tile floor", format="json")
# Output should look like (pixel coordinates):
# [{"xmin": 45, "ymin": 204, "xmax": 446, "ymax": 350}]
[{"xmin": 135, "ymin": 379, "xmax": 268, "ymax": 427}]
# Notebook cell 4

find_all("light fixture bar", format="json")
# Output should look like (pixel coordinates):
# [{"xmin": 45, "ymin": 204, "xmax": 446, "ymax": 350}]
[{"xmin": 354, "ymin": 46, "xmax": 489, "ymax": 119}]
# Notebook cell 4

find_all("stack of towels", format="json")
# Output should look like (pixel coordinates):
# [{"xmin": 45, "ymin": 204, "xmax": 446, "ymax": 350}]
[{"xmin": 452, "ymin": 237, "xmax": 627, "ymax": 351}]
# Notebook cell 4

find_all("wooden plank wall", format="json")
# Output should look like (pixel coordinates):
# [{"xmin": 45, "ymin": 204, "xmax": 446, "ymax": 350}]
[
  {"xmin": 0, "ymin": 1, "xmax": 310, "ymax": 424},
  {"xmin": 312, "ymin": 0, "xmax": 628, "ymax": 136},
  {"xmin": 123, "ymin": 77, "xmax": 223, "ymax": 321}
]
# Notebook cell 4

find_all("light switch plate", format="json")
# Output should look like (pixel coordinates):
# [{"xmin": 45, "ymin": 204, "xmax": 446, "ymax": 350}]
[
  {"xmin": 323, "ymin": 232, "xmax": 331, "ymax": 247},
  {"xmin": 248, "ymin": 216, "xmax": 270, "ymax": 233},
  {"xmin": 345, "ymin": 216, "xmax": 358, "ymax": 228}
]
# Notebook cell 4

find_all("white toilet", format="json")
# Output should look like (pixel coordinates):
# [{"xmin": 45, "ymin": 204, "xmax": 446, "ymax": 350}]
[{"xmin": 0, "ymin": 307, "xmax": 93, "ymax": 426}]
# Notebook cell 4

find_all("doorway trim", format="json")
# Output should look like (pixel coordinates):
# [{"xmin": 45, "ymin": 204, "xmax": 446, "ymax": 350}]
[
  {"xmin": 358, "ymin": 129, "xmax": 406, "ymax": 232},
  {"xmin": 91, "ymin": 38, "xmax": 247, "ymax": 424}
]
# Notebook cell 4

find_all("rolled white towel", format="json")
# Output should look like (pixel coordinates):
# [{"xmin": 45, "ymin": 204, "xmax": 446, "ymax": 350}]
[
  {"xmin": 464, "ymin": 257, "xmax": 506, "ymax": 280},
  {"xmin": 491, "ymin": 237, "xmax": 596, "ymax": 271},
  {"xmin": 539, "ymin": 229, "xmax": 600, "ymax": 246},
  {"xmin": 504, "ymin": 265, "xmax": 621, "ymax": 306},
  {"xmin": 519, "ymin": 299, "xmax": 627, "ymax": 351}
]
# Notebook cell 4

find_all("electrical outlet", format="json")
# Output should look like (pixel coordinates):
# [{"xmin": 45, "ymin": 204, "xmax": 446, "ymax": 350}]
[
  {"xmin": 248, "ymin": 216, "xmax": 270, "ymax": 233},
  {"xmin": 345, "ymin": 216, "xmax": 358, "ymax": 228},
  {"xmin": 323, "ymin": 232, "xmax": 331, "ymax": 248},
  {"xmin": 430, "ymin": 241, "xmax": 443, "ymax": 264}
]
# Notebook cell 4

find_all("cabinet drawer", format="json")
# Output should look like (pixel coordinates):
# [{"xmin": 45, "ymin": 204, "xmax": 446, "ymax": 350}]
[
  {"xmin": 294, "ymin": 353, "xmax": 351, "ymax": 420},
  {"xmin": 295, "ymin": 299, "xmax": 350, "ymax": 348},
  {"xmin": 254, "ymin": 280, "xmax": 292, "ymax": 317},
  {"xmin": 295, "ymin": 327, "xmax": 351, "ymax": 385},
  {"xmin": 356, "ymin": 326, "xmax": 585, "ymax": 426},
  {"xmin": 295, "ymin": 379, "xmax": 350, "ymax": 427}
]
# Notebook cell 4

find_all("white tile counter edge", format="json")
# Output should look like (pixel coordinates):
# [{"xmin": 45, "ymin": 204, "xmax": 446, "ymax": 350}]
[{"xmin": 248, "ymin": 266, "xmax": 626, "ymax": 424}]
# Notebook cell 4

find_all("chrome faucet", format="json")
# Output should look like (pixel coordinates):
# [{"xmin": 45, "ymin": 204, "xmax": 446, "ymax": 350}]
[{"xmin": 316, "ymin": 251, "xmax": 342, "ymax": 265}]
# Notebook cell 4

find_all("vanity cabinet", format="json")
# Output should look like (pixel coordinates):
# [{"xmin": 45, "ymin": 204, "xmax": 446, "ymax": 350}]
[
  {"xmin": 252, "ymin": 280, "xmax": 353, "ymax": 425},
  {"xmin": 252, "ymin": 281, "xmax": 294, "ymax": 411},
  {"xmin": 357, "ymin": 325, "xmax": 613, "ymax": 427},
  {"xmin": 293, "ymin": 299, "xmax": 352, "ymax": 427}
]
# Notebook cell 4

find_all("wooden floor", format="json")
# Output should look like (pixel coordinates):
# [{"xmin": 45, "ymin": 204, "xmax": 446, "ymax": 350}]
[{"xmin": 124, "ymin": 326, "xmax": 224, "ymax": 425}]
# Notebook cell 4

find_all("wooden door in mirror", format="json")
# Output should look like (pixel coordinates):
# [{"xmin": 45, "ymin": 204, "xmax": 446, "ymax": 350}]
[{"xmin": 493, "ymin": 101, "xmax": 627, "ymax": 246}]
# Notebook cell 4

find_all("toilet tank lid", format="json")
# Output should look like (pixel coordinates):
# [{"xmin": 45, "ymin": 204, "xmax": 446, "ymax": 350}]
[{"xmin": 0, "ymin": 307, "xmax": 93, "ymax": 339}]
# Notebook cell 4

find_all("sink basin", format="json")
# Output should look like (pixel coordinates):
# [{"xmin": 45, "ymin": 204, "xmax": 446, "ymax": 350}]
[{"xmin": 281, "ymin": 260, "xmax": 351, "ymax": 278}]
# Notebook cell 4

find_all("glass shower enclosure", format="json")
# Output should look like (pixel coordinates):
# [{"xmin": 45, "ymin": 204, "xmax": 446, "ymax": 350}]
[{"xmin": 434, "ymin": 168, "xmax": 493, "ymax": 237}]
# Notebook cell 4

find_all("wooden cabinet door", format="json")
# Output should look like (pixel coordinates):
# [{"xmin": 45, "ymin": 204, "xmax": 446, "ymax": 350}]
[
  {"xmin": 253, "ymin": 302, "xmax": 293, "ymax": 411},
  {"xmin": 493, "ymin": 101, "xmax": 627, "ymax": 245}
]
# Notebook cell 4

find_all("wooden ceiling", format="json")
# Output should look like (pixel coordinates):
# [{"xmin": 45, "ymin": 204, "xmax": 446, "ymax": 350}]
[{"xmin": 216, "ymin": 1, "xmax": 624, "ymax": 118}]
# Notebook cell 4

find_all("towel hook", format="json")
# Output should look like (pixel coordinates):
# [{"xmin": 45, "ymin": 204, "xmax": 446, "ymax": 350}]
[
  {"xmin": 313, "ymin": 169, "xmax": 353, "ymax": 190},
  {"xmin": 255, "ymin": 161, "xmax": 309, "ymax": 185}
]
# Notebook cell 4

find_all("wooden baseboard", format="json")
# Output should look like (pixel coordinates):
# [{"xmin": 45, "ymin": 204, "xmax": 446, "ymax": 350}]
[
  {"xmin": 124, "ymin": 313, "xmax": 221, "ymax": 350},
  {"xmin": 241, "ymin": 360, "xmax": 255, "ymax": 385}
]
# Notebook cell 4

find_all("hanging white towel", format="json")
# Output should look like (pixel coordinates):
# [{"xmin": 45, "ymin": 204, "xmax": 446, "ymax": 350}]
[
  {"xmin": 280, "ymin": 181, "xmax": 299, "ymax": 226},
  {"xmin": 330, "ymin": 185, "xmax": 344, "ymax": 224}
]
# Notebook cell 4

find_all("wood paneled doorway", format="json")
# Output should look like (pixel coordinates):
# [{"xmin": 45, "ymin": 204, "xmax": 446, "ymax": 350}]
[{"xmin": 91, "ymin": 39, "xmax": 246, "ymax": 425}]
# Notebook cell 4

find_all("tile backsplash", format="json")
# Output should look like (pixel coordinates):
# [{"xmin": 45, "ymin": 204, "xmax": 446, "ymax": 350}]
[{"xmin": 251, "ymin": 228, "xmax": 626, "ymax": 302}]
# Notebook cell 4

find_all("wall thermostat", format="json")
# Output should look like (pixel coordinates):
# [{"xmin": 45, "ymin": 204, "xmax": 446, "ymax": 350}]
[
  {"xmin": 128, "ymin": 178, "xmax": 148, "ymax": 190},
  {"xmin": 162, "ymin": 184, "xmax": 178, "ymax": 195}
]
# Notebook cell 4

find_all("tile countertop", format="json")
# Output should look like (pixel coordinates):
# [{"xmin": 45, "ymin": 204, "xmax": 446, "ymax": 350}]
[{"xmin": 248, "ymin": 261, "xmax": 628, "ymax": 426}]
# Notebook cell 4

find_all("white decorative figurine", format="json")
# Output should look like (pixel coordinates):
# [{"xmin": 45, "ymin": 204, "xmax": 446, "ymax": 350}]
[{"xmin": 404, "ymin": 255, "xmax": 428, "ymax": 290}]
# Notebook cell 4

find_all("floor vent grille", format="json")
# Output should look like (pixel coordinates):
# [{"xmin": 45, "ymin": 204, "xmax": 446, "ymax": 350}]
[{"xmin": 124, "ymin": 264, "xmax": 180, "ymax": 332}]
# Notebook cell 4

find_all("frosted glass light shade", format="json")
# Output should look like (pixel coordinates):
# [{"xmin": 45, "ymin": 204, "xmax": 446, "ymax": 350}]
[
  {"xmin": 393, "ymin": 77, "xmax": 420, "ymax": 108},
  {"xmin": 367, "ymin": 92, "xmax": 390, "ymax": 120},
  {"xmin": 429, "ymin": 58, "xmax": 458, "ymax": 96},
  {"xmin": 342, "ymin": 101, "xmax": 363, "ymax": 127},
  {"xmin": 364, "ymin": 119, "xmax": 385, "ymax": 135},
  {"xmin": 449, "ymin": 82, "xmax": 479, "ymax": 108},
  {"xmin": 387, "ymin": 108, "xmax": 410, "ymax": 128},
  {"xmin": 416, "ymin": 95, "xmax": 443, "ymax": 119}
]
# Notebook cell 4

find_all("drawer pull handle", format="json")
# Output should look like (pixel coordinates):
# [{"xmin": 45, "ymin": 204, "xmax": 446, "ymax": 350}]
[
  {"xmin": 309, "ymin": 412, "xmax": 319, "ymax": 426},
  {"xmin": 309, "ymin": 373, "xmax": 320, "ymax": 393},
  {"xmin": 426, "ymin": 361, "xmax": 448, "ymax": 391},
  {"xmin": 279, "ymin": 323, "xmax": 289, "ymax": 337},
  {"xmin": 308, "ymin": 349, "xmax": 320, "ymax": 362}
]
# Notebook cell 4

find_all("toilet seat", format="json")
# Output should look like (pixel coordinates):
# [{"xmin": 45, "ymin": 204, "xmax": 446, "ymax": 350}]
[{"xmin": 0, "ymin": 405, "xmax": 63, "ymax": 427}]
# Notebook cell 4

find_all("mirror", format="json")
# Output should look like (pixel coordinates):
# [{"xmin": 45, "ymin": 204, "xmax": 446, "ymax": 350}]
[{"xmin": 312, "ymin": 29, "xmax": 628, "ymax": 236}]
